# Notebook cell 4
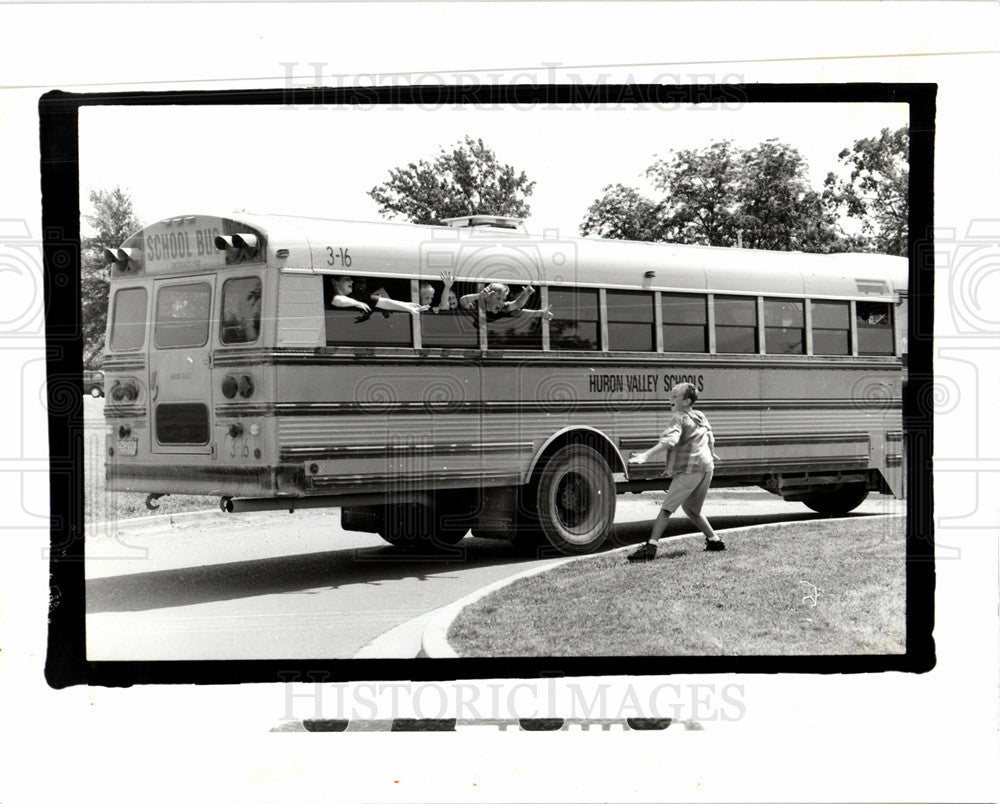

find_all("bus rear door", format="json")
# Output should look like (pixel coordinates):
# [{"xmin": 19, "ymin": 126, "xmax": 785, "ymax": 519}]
[{"xmin": 149, "ymin": 276, "xmax": 217, "ymax": 455}]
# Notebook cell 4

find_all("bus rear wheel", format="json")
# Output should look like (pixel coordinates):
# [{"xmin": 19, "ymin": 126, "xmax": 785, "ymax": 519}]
[
  {"xmin": 378, "ymin": 502, "xmax": 468, "ymax": 549},
  {"xmin": 801, "ymin": 485, "xmax": 869, "ymax": 516},
  {"xmin": 534, "ymin": 444, "xmax": 616, "ymax": 555}
]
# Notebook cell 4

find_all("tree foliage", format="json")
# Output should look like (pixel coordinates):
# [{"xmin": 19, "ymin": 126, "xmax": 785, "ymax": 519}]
[
  {"xmin": 369, "ymin": 136, "xmax": 536, "ymax": 225},
  {"xmin": 82, "ymin": 187, "xmax": 141, "ymax": 367},
  {"xmin": 580, "ymin": 183, "xmax": 664, "ymax": 241},
  {"xmin": 580, "ymin": 135, "xmax": 909, "ymax": 254},
  {"xmin": 645, "ymin": 140, "xmax": 742, "ymax": 246},
  {"xmin": 824, "ymin": 126, "xmax": 908, "ymax": 256}
]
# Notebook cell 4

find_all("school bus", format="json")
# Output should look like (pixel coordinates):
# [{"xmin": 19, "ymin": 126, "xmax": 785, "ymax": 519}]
[{"xmin": 102, "ymin": 213, "xmax": 906, "ymax": 554}]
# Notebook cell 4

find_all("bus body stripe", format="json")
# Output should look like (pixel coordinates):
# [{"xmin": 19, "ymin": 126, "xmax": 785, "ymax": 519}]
[
  {"xmin": 214, "ymin": 398, "xmax": 901, "ymax": 418},
  {"xmin": 280, "ymin": 441, "xmax": 533, "ymax": 462},
  {"xmin": 212, "ymin": 348, "xmax": 901, "ymax": 371}
]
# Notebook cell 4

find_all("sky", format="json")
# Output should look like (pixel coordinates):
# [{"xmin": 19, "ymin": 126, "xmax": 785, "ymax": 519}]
[{"xmin": 79, "ymin": 101, "xmax": 907, "ymax": 239}]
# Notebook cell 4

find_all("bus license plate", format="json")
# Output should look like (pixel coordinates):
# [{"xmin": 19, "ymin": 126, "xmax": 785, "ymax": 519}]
[{"xmin": 116, "ymin": 437, "xmax": 138, "ymax": 457}]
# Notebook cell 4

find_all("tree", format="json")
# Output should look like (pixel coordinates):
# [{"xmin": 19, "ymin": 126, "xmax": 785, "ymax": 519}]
[
  {"xmin": 369, "ymin": 136, "xmax": 536, "ymax": 225},
  {"xmin": 81, "ymin": 187, "xmax": 141, "ymax": 367},
  {"xmin": 579, "ymin": 184, "xmax": 664, "ymax": 241},
  {"xmin": 824, "ymin": 126, "xmax": 908, "ymax": 256},
  {"xmin": 645, "ymin": 140, "xmax": 741, "ymax": 246},
  {"xmin": 734, "ymin": 140, "xmax": 845, "ymax": 253},
  {"xmin": 581, "ymin": 139, "xmax": 850, "ymax": 253}
]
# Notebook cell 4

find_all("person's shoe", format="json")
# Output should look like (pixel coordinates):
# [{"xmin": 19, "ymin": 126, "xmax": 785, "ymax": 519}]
[
  {"xmin": 627, "ymin": 542, "xmax": 658, "ymax": 562},
  {"xmin": 705, "ymin": 538, "xmax": 726, "ymax": 552}
]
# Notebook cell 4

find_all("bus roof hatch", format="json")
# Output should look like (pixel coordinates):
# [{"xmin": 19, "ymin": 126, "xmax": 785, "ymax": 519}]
[{"xmin": 440, "ymin": 215, "xmax": 526, "ymax": 231}]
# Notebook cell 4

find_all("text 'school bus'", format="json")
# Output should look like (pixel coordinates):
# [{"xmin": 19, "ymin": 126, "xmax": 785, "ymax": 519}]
[{"xmin": 102, "ymin": 213, "xmax": 907, "ymax": 554}]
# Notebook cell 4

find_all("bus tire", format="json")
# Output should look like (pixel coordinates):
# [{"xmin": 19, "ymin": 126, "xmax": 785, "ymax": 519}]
[
  {"xmin": 378, "ymin": 502, "xmax": 468, "ymax": 549},
  {"xmin": 509, "ymin": 493, "xmax": 545, "ymax": 554},
  {"xmin": 378, "ymin": 503, "xmax": 430, "ymax": 549},
  {"xmin": 534, "ymin": 444, "xmax": 616, "ymax": 555},
  {"xmin": 802, "ymin": 485, "xmax": 869, "ymax": 516},
  {"xmin": 431, "ymin": 491, "xmax": 471, "ymax": 545}
]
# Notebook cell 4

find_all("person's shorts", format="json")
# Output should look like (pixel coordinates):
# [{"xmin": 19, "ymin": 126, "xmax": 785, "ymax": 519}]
[{"xmin": 661, "ymin": 469, "xmax": 714, "ymax": 514}]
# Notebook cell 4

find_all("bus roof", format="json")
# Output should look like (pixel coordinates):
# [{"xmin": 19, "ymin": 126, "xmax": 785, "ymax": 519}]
[{"xmin": 121, "ymin": 213, "xmax": 908, "ymax": 300}]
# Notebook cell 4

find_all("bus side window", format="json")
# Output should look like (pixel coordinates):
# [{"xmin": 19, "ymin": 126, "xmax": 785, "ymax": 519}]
[
  {"xmin": 420, "ymin": 280, "xmax": 479, "ymax": 349},
  {"xmin": 714, "ymin": 295, "xmax": 758, "ymax": 354},
  {"xmin": 763, "ymin": 297, "xmax": 805, "ymax": 355},
  {"xmin": 221, "ymin": 276, "xmax": 262, "ymax": 345},
  {"xmin": 606, "ymin": 290, "xmax": 656, "ymax": 352},
  {"xmin": 323, "ymin": 275, "xmax": 413, "ymax": 347},
  {"xmin": 485, "ymin": 283, "xmax": 543, "ymax": 350},
  {"xmin": 662, "ymin": 293, "xmax": 708, "ymax": 353},
  {"xmin": 811, "ymin": 300, "xmax": 850, "ymax": 355},
  {"xmin": 856, "ymin": 300, "xmax": 894, "ymax": 355},
  {"xmin": 548, "ymin": 287, "xmax": 600, "ymax": 351}
]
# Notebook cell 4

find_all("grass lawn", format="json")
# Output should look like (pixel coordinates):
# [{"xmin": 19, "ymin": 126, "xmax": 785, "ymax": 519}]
[
  {"xmin": 448, "ymin": 516, "xmax": 907, "ymax": 656},
  {"xmin": 84, "ymin": 395, "xmax": 217, "ymax": 523}
]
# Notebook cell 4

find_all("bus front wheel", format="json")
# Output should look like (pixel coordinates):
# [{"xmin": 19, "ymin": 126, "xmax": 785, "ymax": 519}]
[
  {"xmin": 534, "ymin": 444, "xmax": 616, "ymax": 555},
  {"xmin": 801, "ymin": 485, "xmax": 869, "ymax": 516}
]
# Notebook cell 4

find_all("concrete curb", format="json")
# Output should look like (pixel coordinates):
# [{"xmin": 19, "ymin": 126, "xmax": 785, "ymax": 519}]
[
  {"xmin": 86, "ymin": 505, "xmax": 335, "ymax": 535},
  {"xmin": 420, "ymin": 512, "xmax": 906, "ymax": 658}
]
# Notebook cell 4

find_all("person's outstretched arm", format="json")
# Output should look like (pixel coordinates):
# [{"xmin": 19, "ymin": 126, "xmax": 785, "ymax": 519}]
[
  {"xmin": 372, "ymin": 296, "xmax": 430, "ymax": 315},
  {"xmin": 331, "ymin": 294, "xmax": 371, "ymax": 313},
  {"xmin": 629, "ymin": 416, "xmax": 682, "ymax": 465}
]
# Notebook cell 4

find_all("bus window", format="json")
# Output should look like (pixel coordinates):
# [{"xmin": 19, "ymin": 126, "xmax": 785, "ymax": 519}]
[
  {"xmin": 714, "ymin": 295, "xmax": 757, "ymax": 354},
  {"xmin": 220, "ymin": 276, "xmax": 262, "ymax": 345},
  {"xmin": 420, "ymin": 279, "xmax": 479, "ymax": 349},
  {"xmin": 764, "ymin": 298, "xmax": 804, "ymax": 355},
  {"xmin": 156, "ymin": 402, "xmax": 211, "ymax": 445},
  {"xmin": 484, "ymin": 284, "xmax": 543, "ymax": 350},
  {"xmin": 324, "ymin": 275, "xmax": 413, "ymax": 347},
  {"xmin": 857, "ymin": 301, "xmax": 894, "ymax": 355},
  {"xmin": 110, "ymin": 287, "xmax": 148, "ymax": 352},
  {"xmin": 606, "ymin": 290, "xmax": 655, "ymax": 352},
  {"xmin": 155, "ymin": 283, "xmax": 212, "ymax": 349},
  {"xmin": 548, "ymin": 287, "xmax": 600, "ymax": 350},
  {"xmin": 662, "ymin": 293, "xmax": 707, "ymax": 353},
  {"xmin": 811, "ymin": 300, "xmax": 850, "ymax": 355}
]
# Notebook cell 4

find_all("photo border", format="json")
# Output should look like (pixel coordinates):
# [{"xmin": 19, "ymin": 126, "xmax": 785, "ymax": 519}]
[{"xmin": 41, "ymin": 82, "xmax": 936, "ymax": 687}]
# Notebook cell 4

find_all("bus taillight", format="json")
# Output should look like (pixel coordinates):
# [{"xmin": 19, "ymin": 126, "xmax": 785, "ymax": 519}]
[
  {"xmin": 103, "ymin": 247, "xmax": 143, "ymax": 272},
  {"xmin": 221, "ymin": 374, "xmax": 255, "ymax": 399}
]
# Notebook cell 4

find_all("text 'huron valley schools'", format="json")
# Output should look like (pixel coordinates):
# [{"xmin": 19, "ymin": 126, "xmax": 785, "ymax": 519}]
[{"xmin": 588, "ymin": 373, "xmax": 705, "ymax": 394}]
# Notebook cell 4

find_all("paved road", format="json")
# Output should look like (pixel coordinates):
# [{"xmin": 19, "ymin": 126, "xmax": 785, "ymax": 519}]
[{"xmin": 85, "ymin": 490, "xmax": 902, "ymax": 660}]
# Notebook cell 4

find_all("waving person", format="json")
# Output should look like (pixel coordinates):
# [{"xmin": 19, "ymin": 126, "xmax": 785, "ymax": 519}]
[{"xmin": 627, "ymin": 382, "xmax": 725, "ymax": 562}]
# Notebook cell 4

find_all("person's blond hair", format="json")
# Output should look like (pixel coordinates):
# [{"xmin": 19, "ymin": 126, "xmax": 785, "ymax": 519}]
[{"xmin": 674, "ymin": 382, "xmax": 699, "ymax": 404}]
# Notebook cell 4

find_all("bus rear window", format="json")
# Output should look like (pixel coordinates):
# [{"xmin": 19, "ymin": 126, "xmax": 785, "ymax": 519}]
[
  {"xmin": 221, "ymin": 276, "xmax": 262, "ymax": 345},
  {"xmin": 110, "ymin": 287, "xmax": 148, "ymax": 351},
  {"xmin": 155, "ymin": 402, "xmax": 210, "ymax": 445},
  {"xmin": 155, "ymin": 283, "xmax": 212, "ymax": 349}
]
